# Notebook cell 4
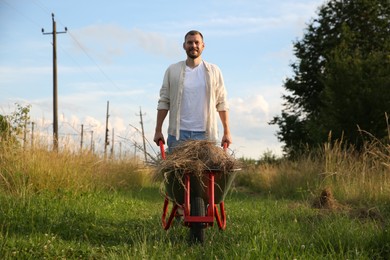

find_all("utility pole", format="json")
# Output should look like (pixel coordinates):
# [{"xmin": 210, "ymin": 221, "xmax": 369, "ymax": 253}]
[
  {"xmin": 104, "ymin": 101, "xmax": 110, "ymax": 158},
  {"xmin": 110, "ymin": 128, "xmax": 115, "ymax": 158},
  {"xmin": 119, "ymin": 142, "xmax": 122, "ymax": 160},
  {"xmin": 138, "ymin": 107, "xmax": 147, "ymax": 162},
  {"xmin": 31, "ymin": 122, "xmax": 35, "ymax": 149},
  {"xmin": 80, "ymin": 124, "xmax": 84, "ymax": 152},
  {"xmin": 42, "ymin": 13, "xmax": 67, "ymax": 151}
]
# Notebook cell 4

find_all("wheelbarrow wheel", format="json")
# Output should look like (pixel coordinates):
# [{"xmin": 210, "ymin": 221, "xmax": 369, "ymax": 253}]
[{"xmin": 190, "ymin": 196, "xmax": 205, "ymax": 243}]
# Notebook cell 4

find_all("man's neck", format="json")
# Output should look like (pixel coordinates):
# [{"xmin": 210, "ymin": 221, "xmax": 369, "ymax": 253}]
[{"xmin": 186, "ymin": 57, "xmax": 202, "ymax": 68}]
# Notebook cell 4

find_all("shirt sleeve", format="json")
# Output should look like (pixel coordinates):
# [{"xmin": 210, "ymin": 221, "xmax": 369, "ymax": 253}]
[
  {"xmin": 214, "ymin": 66, "xmax": 229, "ymax": 111},
  {"xmin": 157, "ymin": 67, "xmax": 170, "ymax": 110}
]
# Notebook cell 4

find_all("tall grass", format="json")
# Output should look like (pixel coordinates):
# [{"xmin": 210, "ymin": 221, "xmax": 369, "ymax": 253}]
[
  {"xmin": 235, "ymin": 133, "xmax": 390, "ymax": 206},
  {"xmin": 0, "ymin": 141, "xmax": 152, "ymax": 197},
  {"xmin": 322, "ymin": 135, "xmax": 390, "ymax": 205},
  {"xmin": 1, "ymin": 127, "xmax": 389, "ymax": 208}
]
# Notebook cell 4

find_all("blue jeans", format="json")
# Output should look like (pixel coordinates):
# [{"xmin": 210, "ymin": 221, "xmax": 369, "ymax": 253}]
[{"xmin": 167, "ymin": 130, "xmax": 206, "ymax": 153}]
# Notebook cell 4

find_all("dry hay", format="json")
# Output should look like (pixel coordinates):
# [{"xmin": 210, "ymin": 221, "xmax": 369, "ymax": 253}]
[
  {"xmin": 350, "ymin": 207, "xmax": 384, "ymax": 223},
  {"xmin": 155, "ymin": 140, "xmax": 240, "ymax": 180},
  {"xmin": 312, "ymin": 187, "xmax": 341, "ymax": 210},
  {"xmin": 312, "ymin": 188, "xmax": 385, "ymax": 225}
]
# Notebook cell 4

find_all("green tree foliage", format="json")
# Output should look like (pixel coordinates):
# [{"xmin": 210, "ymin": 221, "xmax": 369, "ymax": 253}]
[
  {"xmin": 271, "ymin": 0, "xmax": 390, "ymax": 157},
  {"xmin": 11, "ymin": 103, "xmax": 31, "ymax": 135},
  {"xmin": 0, "ymin": 115, "xmax": 11, "ymax": 141},
  {"xmin": 0, "ymin": 103, "xmax": 31, "ymax": 145}
]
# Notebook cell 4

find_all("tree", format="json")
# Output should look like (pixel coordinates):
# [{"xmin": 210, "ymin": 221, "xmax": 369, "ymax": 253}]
[
  {"xmin": 270, "ymin": 0, "xmax": 390, "ymax": 157},
  {"xmin": 0, "ymin": 103, "xmax": 31, "ymax": 145},
  {"xmin": 0, "ymin": 115, "xmax": 11, "ymax": 141}
]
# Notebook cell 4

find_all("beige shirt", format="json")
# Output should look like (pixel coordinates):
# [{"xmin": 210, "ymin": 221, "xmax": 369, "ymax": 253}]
[{"xmin": 157, "ymin": 60, "xmax": 229, "ymax": 142}]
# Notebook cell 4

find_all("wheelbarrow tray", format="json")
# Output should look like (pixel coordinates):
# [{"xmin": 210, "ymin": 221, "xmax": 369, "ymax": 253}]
[{"xmin": 164, "ymin": 169, "xmax": 238, "ymax": 205}]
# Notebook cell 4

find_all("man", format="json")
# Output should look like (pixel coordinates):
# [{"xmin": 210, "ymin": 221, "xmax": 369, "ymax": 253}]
[{"xmin": 153, "ymin": 30, "xmax": 232, "ymax": 151}]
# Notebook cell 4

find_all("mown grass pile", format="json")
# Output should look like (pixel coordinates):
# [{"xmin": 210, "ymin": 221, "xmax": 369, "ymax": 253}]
[
  {"xmin": 156, "ymin": 140, "xmax": 239, "ymax": 173},
  {"xmin": 155, "ymin": 140, "xmax": 240, "ymax": 186}
]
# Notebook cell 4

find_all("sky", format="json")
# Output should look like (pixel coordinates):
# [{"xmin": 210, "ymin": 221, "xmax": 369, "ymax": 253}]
[{"xmin": 0, "ymin": 0, "xmax": 324, "ymax": 159}]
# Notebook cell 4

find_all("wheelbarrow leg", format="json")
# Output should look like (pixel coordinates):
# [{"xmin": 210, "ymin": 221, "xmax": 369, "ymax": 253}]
[
  {"xmin": 207, "ymin": 172, "xmax": 215, "ymax": 220},
  {"xmin": 214, "ymin": 202, "xmax": 227, "ymax": 230},
  {"xmin": 162, "ymin": 196, "xmax": 179, "ymax": 230}
]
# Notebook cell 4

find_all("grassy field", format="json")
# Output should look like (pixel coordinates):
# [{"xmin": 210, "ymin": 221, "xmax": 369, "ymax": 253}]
[
  {"xmin": 0, "ymin": 134, "xmax": 389, "ymax": 259},
  {"xmin": 0, "ymin": 185, "xmax": 389, "ymax": 259}
]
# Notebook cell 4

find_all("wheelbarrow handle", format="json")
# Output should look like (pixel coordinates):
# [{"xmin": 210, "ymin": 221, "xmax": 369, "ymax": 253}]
[
  {"xmin": 223, "ymin": 142, "xmax": 228, "ymax": 152},
  {"xmin": 159, "ymin": 140, "xmax": 166, "ymax": 160}
]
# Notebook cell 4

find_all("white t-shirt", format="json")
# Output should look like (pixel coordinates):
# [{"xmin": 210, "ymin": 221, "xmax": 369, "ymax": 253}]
[{"xmin": 180, "ymin": 62, "xmax": 207, "ymax": 131}]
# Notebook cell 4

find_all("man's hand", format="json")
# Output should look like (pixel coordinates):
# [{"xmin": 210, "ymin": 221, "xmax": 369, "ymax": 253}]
[
  {"xmin": 221, "ymin": 133, "xmax": 232, "ymax": 148},
  {"xmin": 218, "ymin": 110, "xmax": 232, "ymax": 147},
  {"xmin": 153, "ymin": 132, "xmax": 165, "ymax": 146},
  {"xmin": 154, "ymin": 109, "xmax": 168, "ymax": 146}
]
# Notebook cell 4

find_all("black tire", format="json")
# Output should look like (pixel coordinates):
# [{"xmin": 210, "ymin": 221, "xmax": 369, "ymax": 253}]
[{"xmin": 190, "ymin": 196, "xmax": 205, "ymax": 244}]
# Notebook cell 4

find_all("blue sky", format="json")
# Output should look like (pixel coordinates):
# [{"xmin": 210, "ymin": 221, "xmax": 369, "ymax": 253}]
[{"xmin": 0, "ymin": 0, "xmax": 324, "ymax": 159}]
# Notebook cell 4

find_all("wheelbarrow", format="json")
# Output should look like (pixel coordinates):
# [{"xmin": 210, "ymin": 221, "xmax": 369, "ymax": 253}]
[{"xmin": 159, "ymin": 141, "xmax": 239, "ymax": 243}]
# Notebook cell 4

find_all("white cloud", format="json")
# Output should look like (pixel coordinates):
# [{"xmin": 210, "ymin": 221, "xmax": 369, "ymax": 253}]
[
  {"xmin": 156, "ymin": 0, "xmax": 322, "ymax": 37},
  {"xmin": 230, "ymin": 94, "xmax": 269, "ymax": 127},
  {"xmin": 83, "ymin": 115, "xmax": 103, "ymax": 129},
  {"xmin": 109, "ymin": 116, "xmax": 127, "ymax": 133},
  {"xmin": 226, "ymin": 92, "xmax": 283, "ymax": 157},
  {"xmin": 69, "ymin": 25, "xmax": 182, "ymax": 63}
]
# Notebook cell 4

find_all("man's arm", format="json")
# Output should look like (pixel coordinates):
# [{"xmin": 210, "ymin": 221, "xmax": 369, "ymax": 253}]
[
  {"xmin": 153, "ymin": 109, "xmax": 168, "ymax": 145},
  {"xmin": 218, "ymin": 110, "xmax": 232, "ymax": 147}
]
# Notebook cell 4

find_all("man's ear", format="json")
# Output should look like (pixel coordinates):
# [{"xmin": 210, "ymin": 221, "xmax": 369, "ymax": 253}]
[{"xmin": 182, "ymin": 42, "xmax": 186, "ymax": 50}]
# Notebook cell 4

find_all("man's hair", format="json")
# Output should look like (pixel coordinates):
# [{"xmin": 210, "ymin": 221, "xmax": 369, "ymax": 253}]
[{"xmin": 184, "ymin": 30, "xmax": 204, "ymax": 41}]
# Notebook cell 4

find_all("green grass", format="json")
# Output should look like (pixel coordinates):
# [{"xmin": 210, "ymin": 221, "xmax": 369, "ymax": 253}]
[
  {"xmin": 1, "ymin": 186, "xmax": 389, "ymax": 259},
  {"xmin": 1, "ymin": 129, "xmax": 389, "ymax": 258}
]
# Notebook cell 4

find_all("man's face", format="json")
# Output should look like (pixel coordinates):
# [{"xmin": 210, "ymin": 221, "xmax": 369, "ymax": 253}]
[{"xmin": 183, "ymin": 34, "xmax": 204, "ymax": 59}]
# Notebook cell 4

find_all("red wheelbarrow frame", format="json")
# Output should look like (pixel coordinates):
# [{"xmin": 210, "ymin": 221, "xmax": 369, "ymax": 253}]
[{"xmin": 160, "ymin": 141, "xmax": 227, "ymax": 231}]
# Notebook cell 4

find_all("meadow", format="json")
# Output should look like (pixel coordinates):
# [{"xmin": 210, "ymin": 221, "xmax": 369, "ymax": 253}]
[{"xmin": 0, "ymin": 134, "xmax": 389, "ymax": 259}]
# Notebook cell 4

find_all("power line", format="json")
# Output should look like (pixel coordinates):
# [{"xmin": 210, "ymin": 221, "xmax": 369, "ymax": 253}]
[
  {"xmin": 6, "ymin": 0, "xmax": 124, "ymax": 93},
  {"xmin": 0, "ymin": 0, "xmax": 42, "ymax": 28},
  {"xmin": 33, "ymin": 0, "xmax": 124, "ymax": 92},
  {"xmin": 55, "ymin": 41, "xmax": 115, "ymax": 93},
  {"xmin": 31, "ymin": 0, "xmax": 51, "ymax": 15},
  {"xmin": 66, "ymin": 31, "xmax": 123, "ymax": 92}
]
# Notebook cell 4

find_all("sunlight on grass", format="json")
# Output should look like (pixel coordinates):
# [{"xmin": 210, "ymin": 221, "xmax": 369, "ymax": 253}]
[
  {"xmin": 236, "ymin": 132, "xmax": 390, "ymax": 205},
  {"xmin": 0, "ymin": 123, "xmax": 389, "ymax": 258},
  {"xmin": 0, "ymin": 141, "xmax": 152, "ymax": 196}
]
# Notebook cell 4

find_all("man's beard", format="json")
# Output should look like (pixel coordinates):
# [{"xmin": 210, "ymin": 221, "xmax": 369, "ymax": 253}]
[{"xmin": 186, "ymin": 48, "xmax": 201, "ymax": 59}]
